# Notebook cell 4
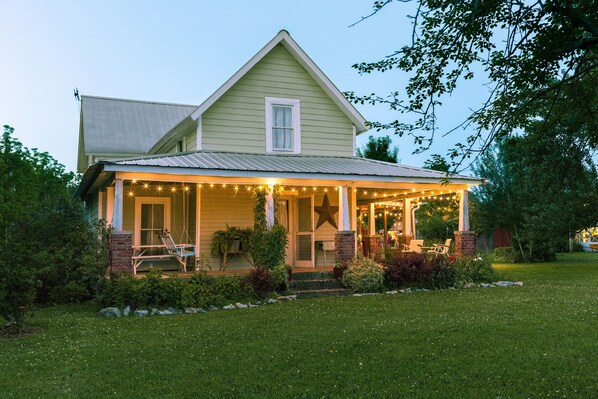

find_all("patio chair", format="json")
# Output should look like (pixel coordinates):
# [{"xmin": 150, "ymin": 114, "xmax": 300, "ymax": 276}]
[
  {"xmin": 427, "ymin": 239, "xmax": 452, "ymax": 256},
  {"xmin": 402, "ymin": 239, "xmax": 424, "ymax": 253},
  {"xmin": 158, "ymin": 230, "xmax": 196, "ymax": 272}
]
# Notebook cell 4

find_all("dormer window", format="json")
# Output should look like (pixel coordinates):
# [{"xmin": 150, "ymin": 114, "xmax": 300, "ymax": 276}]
[{"xmin": 266, "ymin": 97, "xmax": 300, "ymax": 154}]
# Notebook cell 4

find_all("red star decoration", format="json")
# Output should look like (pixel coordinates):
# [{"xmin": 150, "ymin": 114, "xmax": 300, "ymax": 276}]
[{"xmin": 314, "ymin": 193, "xmax": 338, "ymax": 229}]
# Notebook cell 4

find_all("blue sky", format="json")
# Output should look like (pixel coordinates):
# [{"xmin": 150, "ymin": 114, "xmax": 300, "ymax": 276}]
[{"xmin": 1, "ymin": 0, "xmax": 485, "ymax": 172}]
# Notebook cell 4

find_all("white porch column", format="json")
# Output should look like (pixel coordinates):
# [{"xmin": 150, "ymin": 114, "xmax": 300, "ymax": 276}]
[
  {"xmin": 338, "ymin": 186, "xmax": 350, "ymax": 231},
  {"xmin": 458, "ymin": 189, "xmax": 470, "ymax": 231},
  {"xmin": 368, "ymin": 202, "xmax": 376, "ymax": 236},
  {"xmin": 403, "ymin": 198, "xmax": 413, "ymax": 237},
  {"xmin": 265, "ymin": 187, "xmax": 275, "ymax": 229},
  {"xmin": 106, "ymin": 186, "xmax": 114, "ymax": 226},
  {"xmin": 195, "ymin": 183, "xmax": 201, "ymax": 254},
  {"xmin": 350, "ymin": 188, "xmax": 357, "ymax": 232},
  {"xmin": 113, "ymin": 178, "xmax": 123, "ymax": 231}
]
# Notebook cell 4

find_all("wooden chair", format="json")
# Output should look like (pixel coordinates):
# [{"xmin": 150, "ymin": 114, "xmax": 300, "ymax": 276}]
[
  {"xmin": 427, "ymin": 239, "xmax": 452, "ymax": 256},
  {"xmin": 158, "ymin": 230, "xmax": 196, "ymax": 272},
  {"xmin": 402, "ymin": 239, "xmax": 424, "ymax": 253}
]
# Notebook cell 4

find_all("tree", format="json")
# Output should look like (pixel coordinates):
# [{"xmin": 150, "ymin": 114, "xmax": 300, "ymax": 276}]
[
  {"xmin": 347, "ymin": 1, "xmax": 597, "ymax": 170},
  {"xmin": 1, "ymin": 125, "xmax": 108, "ymax": 332},
  {"xmin": 472, "ymin": 130, "xmax": 598, "ymax": 261},
  {"xmin": 357, "ymin": 135, "xmax": 400, "ymax": 163}
]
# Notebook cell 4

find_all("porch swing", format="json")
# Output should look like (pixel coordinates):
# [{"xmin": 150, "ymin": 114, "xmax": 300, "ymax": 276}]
[{"xmin": 160, "ymin": 182, "xmax": 196, "ymax": 271}]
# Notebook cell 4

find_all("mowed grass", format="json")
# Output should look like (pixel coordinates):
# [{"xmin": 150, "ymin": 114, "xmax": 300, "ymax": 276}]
[{"xmin": 1, "ymin": 254, "xmax": 597, "ymax": 398}]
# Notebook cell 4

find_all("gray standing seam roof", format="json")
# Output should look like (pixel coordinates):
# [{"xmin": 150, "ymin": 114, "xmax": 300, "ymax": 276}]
[
  {"xmin": 82, "ymin": 96, "xmax": 197, "ymax": 154},
  {"xmin": 108, "ymin": 151, "xmax": 479, "ymax": 181}
]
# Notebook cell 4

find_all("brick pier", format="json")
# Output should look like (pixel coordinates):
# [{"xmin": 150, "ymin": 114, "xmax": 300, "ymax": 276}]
[
  {"xmin": 110, "ymin": 232, "xmax": 133, "ymax": 275},
  {"xmin": 454, "ymin": 231, "xmax": 476, "ymax": 257},
  {"xmin": 335, "ymin": 231, "xmax": 356, "ymax": 266}
]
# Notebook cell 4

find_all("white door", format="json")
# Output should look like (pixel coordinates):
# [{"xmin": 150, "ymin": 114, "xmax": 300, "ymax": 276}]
[
  {"xmin": 295, "ymin": 195, "xmax": 314, "ymax": 267},
  {"xmin": 134, "ymin": 197, "xmax": 171, "ymax": 254}
]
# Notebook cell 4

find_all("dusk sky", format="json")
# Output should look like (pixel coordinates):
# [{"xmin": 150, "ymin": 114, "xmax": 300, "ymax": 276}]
[{"xmin": 1, "ymin": 0, "xmax": 486, "ymax": 173}]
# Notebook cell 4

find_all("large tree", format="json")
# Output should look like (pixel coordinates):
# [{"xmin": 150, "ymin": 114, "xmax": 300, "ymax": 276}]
[
  {"xmin": 472, "ymin": 129, "xmax": 598, "ymax": 261},
  {"xmin": 347, "ymin": 1, "xmax": 597, "ymax": 170}
]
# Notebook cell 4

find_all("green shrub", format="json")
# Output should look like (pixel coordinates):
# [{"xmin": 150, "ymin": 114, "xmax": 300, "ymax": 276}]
[
  {"xmin": 493, "ymin": 247, "xmax": 518, "ymax": 263},
  {"xmin": 451, "ymin": 256, "xmax": 498, "ymax": 287},
  {"xmin": 271, "ymin": 263, "xmax": 290, "ymax": 292},
  {"xmin": 341, "ymin": 254, "xmax": 385, "ymax": 293},
  {"xmin": 0, "ymin": 267, "xmax": 38, "ymax": 332}
]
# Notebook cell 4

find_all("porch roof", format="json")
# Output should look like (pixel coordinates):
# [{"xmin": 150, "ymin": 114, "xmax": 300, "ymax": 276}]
[{"xmin": 76, "ymin": 150, "xmax": 483, "ymax": 198}]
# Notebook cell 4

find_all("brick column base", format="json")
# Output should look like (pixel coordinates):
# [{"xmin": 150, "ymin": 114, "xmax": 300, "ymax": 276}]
[
  {"xmin": 110, "ymin": 232, "xmax": 133, "ymax": 275},
  {"xmin": 454, "ymin": 231, "xmax": 476, "ymax": 257},
  {"xmin": 335, "ymin": 231, "xmax": 356, "ymax": 266},
  {"xmin": 362, "ymin": 235, "xmax": 382, "ymax": 259}
]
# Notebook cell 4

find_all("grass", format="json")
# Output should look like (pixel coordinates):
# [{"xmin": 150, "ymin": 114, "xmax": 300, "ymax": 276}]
[{"xmin": 1, "ymin": 253, "xmax": 597, "ymax": 398}]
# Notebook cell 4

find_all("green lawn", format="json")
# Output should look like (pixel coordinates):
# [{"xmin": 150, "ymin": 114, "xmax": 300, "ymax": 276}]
[{"xmin": 1, "ymin": 253, "xmax": 597, "ymax": 398}]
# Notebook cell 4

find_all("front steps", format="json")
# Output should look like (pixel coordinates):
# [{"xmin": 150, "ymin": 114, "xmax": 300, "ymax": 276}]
[{"xmin": 290, "ymin": 271, "xmax": 351, "ymax": 298}]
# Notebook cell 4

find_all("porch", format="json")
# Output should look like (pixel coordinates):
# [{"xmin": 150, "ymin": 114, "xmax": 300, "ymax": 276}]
[{"xmin": 76, "ymin": 151, "xmax": 482, "ymax": 275}]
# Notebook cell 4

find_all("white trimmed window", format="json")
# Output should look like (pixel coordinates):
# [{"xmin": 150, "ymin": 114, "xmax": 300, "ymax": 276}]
[{"xmin": 265, "ymin": 97, "xmax": 300, "ymax": 154}]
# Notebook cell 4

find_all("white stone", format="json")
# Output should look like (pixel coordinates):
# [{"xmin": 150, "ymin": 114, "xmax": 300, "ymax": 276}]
[
  {"xmin": 123, "ymin": 306, "xmax": 131, "ymax": 316},
  {"xmin": 495, "ymin": 281, "xmax": 514, "ymax": 287},
  {"xmin": 463, "ymin": 282, "xmax": 476, "ymax": 289},
  {"xmin": 158, "ymin": 310, "xmax": 174, "ymax": 316},
  {"xmin": 134, "ymin": 310, "xmax": 148, "ymax": 317},
  {"xmin": 208, "ymin": 305, "xmax": 219, "ymax": 311},
  {"xmin": 353, "ymin": 293, "xmax": 363, "ymax": 297},
  {"xmin": 267, "ymin": 298, "xmax": 279, "ymax": 304},
  {"xmin": 99, "ymin": 307, "xmax": 121, "ymax": 318},
  {"xmin": 386, "ymin": 290, "xmax": 398, "ymax": 295},
  {"xmin": 235, "ymin": 303, "xmax": 248, "ymax": 309},
  {"xmin": 249, "ymin": 304, "xmax": 259, "ymax": 308},
  {"xmin": 514, "ymin": 281, "xmax": 524, "ymax": 286},
  {"xmin": 222, "ymin": 304, "xmax": 235, "ymax": 310},
  {"xmin": 151, "ymin": 308, "xmax": 160, "ymax": 315}
]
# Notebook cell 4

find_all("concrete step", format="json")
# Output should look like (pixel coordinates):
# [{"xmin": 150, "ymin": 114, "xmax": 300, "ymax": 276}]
[
  {"xmin": 291, "ymin": 271, "xmax": 334, "ymax": 281},
  {"xmin": 297, "ymin": 288, "xmax": 352, "ymax": 298},
  {"xmin": 290, "ymin": 279, "xmax": 343, "ymax": 291}
]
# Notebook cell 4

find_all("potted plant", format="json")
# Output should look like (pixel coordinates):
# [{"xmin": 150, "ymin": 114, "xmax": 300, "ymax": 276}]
[
  {"xmin": 211, "ymin": 224, "xmax": 244, "ymax": 270},
  {"xmin": 333, "ymin": 258, "xmax": 346, "ymax": 279}
]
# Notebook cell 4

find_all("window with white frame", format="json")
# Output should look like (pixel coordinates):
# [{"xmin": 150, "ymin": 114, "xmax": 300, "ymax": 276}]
[{"xmin": 265, "ymin": 97, "xmax": 300, "ymax": 153}]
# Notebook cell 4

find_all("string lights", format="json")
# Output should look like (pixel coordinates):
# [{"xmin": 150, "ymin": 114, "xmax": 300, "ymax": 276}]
[{"xmin": 119, "ymin": 179, "xmax": 462, "ymax": 210}]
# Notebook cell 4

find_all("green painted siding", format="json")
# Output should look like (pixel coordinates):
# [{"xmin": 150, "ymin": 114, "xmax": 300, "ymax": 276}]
[
  {"xmin": 196, "ymin": 44, "xmax": 354, "ymax": 156},
  {"xmin": 85, "ymin": 193, "xmax": 98, "ymax": 224}
]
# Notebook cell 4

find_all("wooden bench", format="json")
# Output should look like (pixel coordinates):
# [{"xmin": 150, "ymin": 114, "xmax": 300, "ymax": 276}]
[{"xmin": 131, "ymin": 231, "xmax": 195, "ymax": 274}]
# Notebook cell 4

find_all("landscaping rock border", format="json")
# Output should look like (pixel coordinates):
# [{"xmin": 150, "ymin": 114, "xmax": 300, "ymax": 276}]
[{"xmin": 98, "ymin": 295, "xmax": 299, "ymax": 318}]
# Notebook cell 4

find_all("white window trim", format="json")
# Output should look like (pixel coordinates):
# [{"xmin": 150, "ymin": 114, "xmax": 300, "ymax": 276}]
[
  {"xmin": 265, "ymin": 97, "xmax": 301, "ymax": 154},
  {"xmin": 134, "ymin": 197, "xmax": 171, "ymax": 246}
]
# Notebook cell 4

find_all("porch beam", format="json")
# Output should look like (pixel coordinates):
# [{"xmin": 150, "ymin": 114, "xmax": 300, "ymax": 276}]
[
  {"xmin": 458, "ymin": 189, "xmax": 470, "ymax": 231},
  {"xmin": 113, "ymin": 178, "xmax": 123, "ymax": 231},
  {"xmin": 356, "ymin": 186, "xmax": 468, "ymax": 206}
]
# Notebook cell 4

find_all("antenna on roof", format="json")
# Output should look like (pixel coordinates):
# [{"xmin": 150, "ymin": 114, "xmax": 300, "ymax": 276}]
[{"xmin": 73, "ymin": 88, "xmax": 80, "ymax": 102}]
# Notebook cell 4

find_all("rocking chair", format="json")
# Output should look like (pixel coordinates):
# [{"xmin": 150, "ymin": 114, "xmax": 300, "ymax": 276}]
[{"xmin": 157, "ymin": 230, "xmax": 196, "ymax": 272}]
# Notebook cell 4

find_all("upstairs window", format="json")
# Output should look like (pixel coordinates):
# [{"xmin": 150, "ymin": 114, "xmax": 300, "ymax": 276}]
[{"xmin": 266, "ymin": 97, "xmax": 300, "ymax": 153}]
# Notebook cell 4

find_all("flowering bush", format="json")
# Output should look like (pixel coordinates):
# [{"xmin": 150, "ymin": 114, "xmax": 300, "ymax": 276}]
[{"xmin": 341, "ymin": 254, "xmax": 385, "ymax": 293}]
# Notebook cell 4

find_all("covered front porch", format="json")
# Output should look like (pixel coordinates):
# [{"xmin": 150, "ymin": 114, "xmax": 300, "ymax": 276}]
[{"xmin": 76, "ymin": 151, "xmax": 482, "ymax": 275}]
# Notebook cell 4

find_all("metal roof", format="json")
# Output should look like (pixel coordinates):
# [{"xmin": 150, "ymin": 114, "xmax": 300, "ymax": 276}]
[
  {"xmin": 81, "ymin": 96, "xmax": 197, "ymax": 154},
  {"xmin": 108, "ymin": 151, "xmax": 479, "ymax": 181}
]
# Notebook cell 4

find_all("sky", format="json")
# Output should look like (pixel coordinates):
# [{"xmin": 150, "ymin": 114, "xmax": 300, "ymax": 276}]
[{"xmin": 1, "ymin": 0, "xmax": 486, "ymax": 173}]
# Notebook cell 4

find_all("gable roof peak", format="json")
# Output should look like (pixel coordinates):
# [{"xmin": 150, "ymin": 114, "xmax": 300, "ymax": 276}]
[{"xmin": 189, "ymin": 30, "xmax": 368, "ymax": 132}]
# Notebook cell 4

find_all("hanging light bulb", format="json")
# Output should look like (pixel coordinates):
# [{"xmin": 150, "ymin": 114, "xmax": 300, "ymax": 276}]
[{"xmin": 157, "ymin": 185, "xmax": 163, "ymax": 192}]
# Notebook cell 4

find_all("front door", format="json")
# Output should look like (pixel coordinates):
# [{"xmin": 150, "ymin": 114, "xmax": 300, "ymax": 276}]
[
  {"xmin": 295, "ymin": 195, "xmax": 314, "ymax": 267},
  {"xmin": 134, "ymin": 197, "xmax": 171, "ymax": 254}
]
